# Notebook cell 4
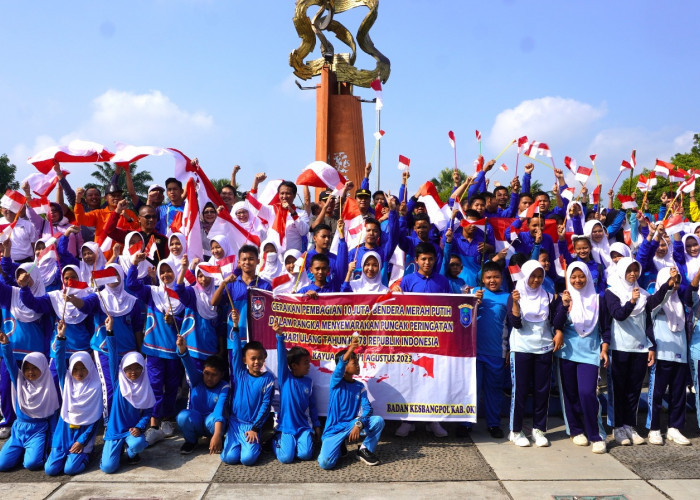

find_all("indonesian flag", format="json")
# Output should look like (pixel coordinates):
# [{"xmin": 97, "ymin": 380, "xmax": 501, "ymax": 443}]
[
  {"xmin": 561, "ymin": 187, "xmax": 576, "ymax": 201},
  {"xmin": 128, "ymin": 240, "xmax": 143, "ymax": 256},
  {"xmin": 92, "ymin": 267, "xmax": 120, "ymax": 287},
  {"xmin": 96, "ymin": 231, "xmax": 114, "ymax": 253},
  {"xmin": 208, "ymin": 211, "xmax": 262, "ymax": 255},
  {"xmin": 296, "ymin": 161, "xmax": 347, "ymax": 197},
  {"xmin": 27, "ymin": 197, "xmax": 51, "ymax": 216},
  {"xmin": 1, "ymin": 190, "xmax": 26, "ymax": 213},
  {"xmin": 271, "ymin": 273, "xmax": 292, "ymax": 290},
  {"xmin": 330, "ymin": 197, "xmax": 365, "ymax": 253},
  {"xmin": 620, "ymin": 150, "xmax": 636, "ymax": 172},
  {"xmin": 165, "ymin": 286, "xmax": 179, "ymax": 301},
  {"xmin": 590, "ymin": 185, "xmax": 601, "ymax": 205},
  {"xmin": 217, "ymin": 255, "xmax": 237, "ymax": 277},
  {"xmin": 575, "ymin": 165, "xmax": 593, "ymax": 184},
  {"xmin": 475, "ymin": 130, "xmax": 481, "ymax": 142},
  {"xmin": 564, "ymin": 156, "xmax": 577, "ymax": 172},
  {"xmin": 517, "ymin": 136, "xmax": 529, "ymax": 153},
  {"xmin": 183, "ymin": 269, "xmax": 196, "ymax": 286},
  {"xmin": 508, "ymin": 264, "xmax": 525, "ymax": 282},
  {"xmin": 198, "ymin": 264, "xmax": 222, "ymax": 278},
  {"xmin": 525, "ymin": 141, "xmax": 552, "ymax": 158},
  {"xmin": 373, "ymin": 130, "xmax": 386, "ymax": 141},
  {"xmin": 110, "ymin": 144, "xmax": 169, "ymax": 167},
  {"xmin": 663, "ymin": 213, "xmax": 685, "ymax": 236},
  {"xmin": 169, "ymin": 211, "xmax": 183, "ymax": 235},
  {"xmin": 448, "ymin": 131, "xmax": 456, "ymax": 148},
  {"xmin": 370, "ymin": 290, "xmax": 394, "ymax": 313},
  {"xmin": 669, "ymin": 169, "xmax": 689, "ymax": 184},
  {"xmin": 589, "ymin": 154, "xmax": 597, "ymax": 163},
  {"xmin": 417, "ymin": 181, "xmax": 452, "ymax": 231},
  {"xmin": 637, "ymin": 173, "xmax": 657, "ymax": 192},
  {"xmin": 22, "ymin": 169, "xmax": 70, "ymax": 198},
  {"xmin": 654, "ymin": 159, "xmax": 674, "ymax": 178},
  {"xmin": 474, "ymin": 155, "xmax": 484, "ymax": 173},
  {"xmin": 144, "ymin": 235, "xmax": 158, "ymax": 260},
  {"xmin": 617, "ymin": 195, "xmax": 637, "ymax": 210},
  {"xmin": 64, "ymin": 279, "xmax": 89, "ymax": 293},
  {"xmin": 27, "ymin": 140, "xmax": 114, "ymax": 175},
  {"xmin": 678, "ymin": 175, "xmax": 696, "ymax": 194},
  {"xmin": 460, "ymin": 218, "xmax": 486, "ymax": 233},
  {"xmin": 397, "ymin": 155, "xmax": 411, "ymax": 171},
  {"xmin": 500, "ymin": 163, "xmax": 508, "ymax": 173},
  {"xmin": 370, "ymin": 78, "xmax": 383, "ymax": 110},
  {"xmin": 37, "ymin": 243, "xmax": 57, "ymax": 264},
  {"xmin": 518, "ymin": 202, "xmax": 540, "ymax": 219},
  {"xmin": 181, "ymin": 177, "xmax": 204, "ymax": 261},
  {"xmin": 0, "ymin": 220, "xmax": 18, "ymax": 242}
]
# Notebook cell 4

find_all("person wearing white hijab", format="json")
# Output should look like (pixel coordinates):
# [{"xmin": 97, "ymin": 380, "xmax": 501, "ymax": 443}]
[
  {"xmin": 677, "ymin": 233, "xmax": 700, "ymax": 284},
  {"xmin": 565, "ymin": 201, "xmax": 585, "ymax": 234},
  {"xmin": 507, "ymin": 260, "xmax": 556, "ymax": 448},
  {"xmin": 162, "ymin": 233, "xmax": 187, "ymax": 278},
  {"xmin": 584, "ymin": 220, "xmax": 612, "ymax": 269},
  {"xmin": 553, "ymin": 262, "xmax": 609, "ymax": 454},
  {"xmin": 125, "ymin": 254, "xmax": 184, "ymax": 445},
  {"xmin": 604, "ymin": 256, "xmax": 663, "ymax": 447},
  {"xmin": 33, "ymin": 235, "xmax": 61, "ymax": 291},
  {"xmin": 605, "ymin": 241, "xmax": 633, "ymax": 286},
  {"xmin": 645, "ymin": 267, "xmax": 691, "ymax": 445},
  {"xmin": 100, "ymin": 322, "xmax": 154, "ymax": 474},
  {"xmin": 272, "ymin": 249, "xmax": 310, "ymax": 294},
  {"xmin": 54, "ymin": 241, "xmax": 108, "ymax": 291},
  {"xmin": 231, "ymin": 200, "xmax": 266, "ymax": 241},
  {"xmin": 686, "ymin": 262, "xmax": 700, "ymax": 438},
  {"xmin": 0, "ymin": 335, "xmax": 58, "ymax": 471},
  {"xmin": 45, "ymin": 331, "xmax": 104, "ymax": 476},
  {"xmin": 257, "ymin": 239, "xmax": 284, "ymax": 282},
  {"xmin": 119, "ymin": 231, "xmax": 151, "ymax": 282},
  {"xmin": 341, "ymin": 251, "xmax": 388, "ymax": 293}
]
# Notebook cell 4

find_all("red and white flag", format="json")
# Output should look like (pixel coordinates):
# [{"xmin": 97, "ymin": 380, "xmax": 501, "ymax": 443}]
[
  {"xmin": 617, "ymin": 195, "xmax": 637, "ymax": 210},
  {"xmin": 475, "ymin": 130, "xmax": 481, "ymax": 142},
  {"xmin": 668, "ymin": 168, "xmax": 689, "ymax": 184},
  {"xmin": 92, "ymin": 267, "xmax": 120, "ymax": 287},
  {"xmin": 330, "ymin": 197, "xmax": 365, "ymax": 253},
  {"xmin": 654, "ymin": 159, "xmax": 674, "ymax": 178},
  {"xmin": 500, "ymin": 163, "xmax": 508, "ymax": 173},
  {"xmin": 474, "ymin": 155, "xmax": 484, "ymax": 173},
  {"xmin": 144, "ymin": 235, "xmax": 158, "ymax": 260},
  {"xmin": 296, "ymin": 161, "xmax": 347, "ymax": 197},
  {"xmin": 22, "ymin": 169, "xmax": 70, "ymax": 198},
  {"xmin": 64, "ymin": 279, "xmax": 89, "ymax": 293},
  {"xmin": 561, "ymin": 187, "xmax": 576, "ymax": 201},
  {"xmin": 678, "ymin": 175, "xmax": 697, "ymax": 194},
  {"xmin": 663, "ymin": 213, "xmax": 685, "ymax": 236},
  {"xmin": 508, "ymin": 264, "xmax": 525, "ymax": 282},
  {"xmin": 27, "ymin": 140, "xmax": 114, "ymax": 175},
  {"xmin": 448, "ymin": 131, "xmax": 456, "ymax": 149},
  {"xmin": 110, "ymin": 144, "xmax": 169, "ymax": 167},
  {"xmin": 370, "ymin": 79, "xmax": 383, "ymax": 110},
  {"xmin": 128, "ymin": 240, "xmax": 143, "ymax": 256},
  {"xmin": 564, "ymin": 156, "xmax": 577, "ymax": 172},
  {"xmin": 0, "ymin": 220, "xmax": 17, "ymax": 242},
  {"xmin": 460, "ymin": 218, "xmax": 486, "ymax": 233},
  {"xmin": 198, "ymin": 264, "xmax": 222, "ymax": 278},
  {"xmin": 27, "ymin": 197, "xmax": 51, "ymax": 216},
  {"xmin": 525, "ymin": 141, "xmax": 551, "ymax": 158},
  {"xmin": 373, "ymin": 130, "xmax": 386, "ymax": 141},
  {"xmin": 181, "ymin": 177, "xmax": 203, "ymax": 261},
  {"xmin": 590, "ymin": 185, "xmax": 601, "ymax": 205},
  {"xmin": 95, "ymin": 231, "xmax": 114, "ymax": 253},
  {"xmin": 620, "ymin": 150, "xmax": 637, "ymax": 172},
  {"xmin": 37, "ymin": 243, "xmax": 57, "ymax": 264},
  {"xmin": 589, "ymin": 154, "xmax": 597, "ymax": 163},
  {"xmin": 397, "ymin": 155, "xmax": 411, "ymax": 171},
  {"xmin": 518, "ymin": 202, "xmax": 540, "ymax": 219},
  {"xmin": 417, "ymin": 181, "xmax": 452, "ymax": 231},
  {"xmin": 517, "ymin": 136, "xmax": 529, "ymax": 153},
  {"xmin": 1, "ymin": 190, "xmax": 26, "ymax": 213},
  {"xmin": 575, "ymin": 165, "xmax": 593, "ymax": 184},
  {"xmin": 271, "ymin": 273, "xmax": 292, "ymax": 290},
  {"xmin": 637, "ymin": 173, "xmax": 657, "ymax": 192},
  {"xmin": 217, "ymin": 255, "xmax": 237, "ymax": 277}
]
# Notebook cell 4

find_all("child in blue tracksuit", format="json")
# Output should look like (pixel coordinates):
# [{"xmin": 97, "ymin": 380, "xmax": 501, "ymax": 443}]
[
  {"xmin": 100, "ymin": 317, "xmax": 154, "ymax": 474},
  {"xmin": 318, "ymin": 335, "xmax": 385, "ymax": 469},
  {"xmin": 272, "ymin": 319, "xmax": 321, "ymax": 463},
  {"xmin": 0, "ymin": 335, "xmax": 59, "ymax": 471},
  {"xmin": 45, "ymin": 322, "xmax": 102, "ymax": 475},
  {"xmin": 175, "ymin": 335, "xmax": 229, "ymax": 455},
  {"xmin": 298, "ymin": 253, "xmax": 341, "ymax": 294},
  {"xmin": 221, "ymin": 309, "xmax": 276, "ymax": 466}
]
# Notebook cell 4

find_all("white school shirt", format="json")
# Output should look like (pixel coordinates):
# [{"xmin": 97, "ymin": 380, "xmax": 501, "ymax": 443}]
[
  {"xmin": 611, "ymin": 313, "xmax": 651, "ymax": 353},
  {"xmin": 0, "ymin": 217, "xmax": 37, "ymax": 261},
  {"xmin": 649, "ymin": 287, "xmax": 686, "ymax": 363},
  {"xmin": 509, "ymin": 319, "xmax": 554, "ymax": 354}
]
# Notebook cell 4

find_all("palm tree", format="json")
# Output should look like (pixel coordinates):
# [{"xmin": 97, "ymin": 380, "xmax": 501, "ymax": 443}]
[
  {"xmin": 209, "ymin": 178, "xmax": 239, "ymax": 194},
  {"xmin": 91, "ymin": 162, "xmax": 153, "ymax": 197}
]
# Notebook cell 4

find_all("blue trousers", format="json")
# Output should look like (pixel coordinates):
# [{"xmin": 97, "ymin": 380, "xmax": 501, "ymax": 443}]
[
  {"xmin": 556, "ymin": 358, "xmax": 605, "ymax": 442},
  {"xmin": 464, "ymin": 355, "xmax": 504, "ymax": 428},
  {"xmin": 607, "ymin": 350, "xmax": 648, "ymax": 428},
  {"xmin": 44, "ymin": 448, "xmax": 90, "ymax": 476},
  {"xmin": 318, "ymin": 416, "xmax": 385, "ymax": 470},
  {"xmin": 147, "ymin": 356, "xmax": 184, "ymax": 420},
  {"xmin": 273, "ymin": 429, "xmax": 314, "ymax": 464},
  {"xmin": 690, "ymin": 357, "xmax": 700, "ymax": 425},
  {"xmin": 509, "ymin": 351, "xmax": 553, "ymax": 433},
  {"xmin": 94, "ymin": 351, "xmax": 113, "ymax": 423},
  {"xmin": 0, "ymin": 420, "xmax": 48, "ymax": 471},
  {"xmin": 646, "ymin": 359, "xmax": 688, "ymax": 431},
  {"xmin": 176, "ymin": 409, "xmax": 217, "ymax": 444},
  {"xmin": 100, "ymin": 434, "xmax": 148, "ymax": 474},
  {"xmin": 221, "ymin": 420, "xmax": 261, "ymax": 466}
]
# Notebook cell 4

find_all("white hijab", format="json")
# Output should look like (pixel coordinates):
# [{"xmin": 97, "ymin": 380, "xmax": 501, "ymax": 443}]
[
  {"xmin": 232, "ymin": 201, "xmax": 265, "ymax": 235},
  {"xmin": 606, "ymin": 241, "xmax": 632, "ymax": 284},
  {"xmin": 565, "ymin": 201, "xmax": 585, "ymax": 233},
  {"xmin": 515, "ymin": 260, "xmax": 551, "ymax": 322},
  {"xmin": 120, "ymin": 231, "xmax": 150, "ymax": 279},
  {"xmin": 584, "ymin": 220, "xmax": 611, "ymax": 268},
  {"xmin": 652, "ymin": 236, "xmax": 675, "ymax": 272},
  {"xmin": 98, "ymin": 264, "xmax": 137, "ymax": 316},
  {"xmin": 60, "ymin": 351, "xmax": 104, "ymax": 426},
  {"xmin": 162, "ymin": 233, "xmax": 187, "ymax": 278},
  {"xmin": 35, "ymin": 235, "xmax": 58, "ymax": 286},
  {"xmin": 257, "ymin": 239, "xmax": 284, "ymax": 281},
  {"xmin": 11, "ymin": 263, "xmax": 46, "ymax": 323},
  {"xmin": 609, "ymin": 257, "xmax": 648, "ymax": 316},
  {"xmin": 193, "ymin": 264, "xmax": 218, "ymax": 320},
  {"xmin": 350, "ymin": 251, "xmax": 388, "ymax": 293},
  {"xmin": 655, "ymin": 267, "xmax": 685, "ymax": 332},
  {"xmin": 150, "ymin": 261, "xmax": 183, "ymax": 315},
  {"xmin": 273, "ymin": 250, "xmax": 310, "ymax": 293},
  {"xmin": 12, "ymin": 352, "xmax": 59, "ymax": 419},
  {"xmin": 118, "ymin": 352, "xmax": 155, "ymax": 409},
  {"xmin": 48, "ymin": 265, "xmax": 89, "ymax": 324},
  {"xmin": 682, "ymin": 234, "xmax": 700, "ymax": 281},
  {"xmin": 79, "ymin": 242, "xmax": 106, "ymax": 288},
  {"xmin": 566, "ymin": 262, "xmax": 599, "ymax": 337}
]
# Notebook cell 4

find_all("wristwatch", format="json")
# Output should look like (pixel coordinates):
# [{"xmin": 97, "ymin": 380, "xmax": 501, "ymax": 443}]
[{"xmin": 354, "ymin": 420, "xmax": 364, "ymax": 429}]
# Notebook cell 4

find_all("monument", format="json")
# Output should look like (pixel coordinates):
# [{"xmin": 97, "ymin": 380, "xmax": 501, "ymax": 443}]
[{"xmin": 290, "ymin": 0, "xmax": 390, "ymax": 195}]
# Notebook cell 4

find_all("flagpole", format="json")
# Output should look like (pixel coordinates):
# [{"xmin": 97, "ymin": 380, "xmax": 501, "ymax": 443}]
[
  {"xmin": 454, "ymin": 139, "xmax": 458, "ymax": 173},
  {"xmin": 515, "ymin": 152, "xmax": 520, "ymax": 177},
  {"xmin": 628, "ymin": 168, "xmax": 634, "ymax": 197},
  {"xmin": 610, "ymin": 170, "xmax": 624, "ymax": 192},
  {"xmin": 494, "ymin": 140, "xmax": 515, "ymax": 162},
  {"xmin": 376, "ymin": 107, "xmax": 381, "ymax": 192},
  {"xmin": 525, "ymin": 155, "xmax": 555, "ymax": 171}
]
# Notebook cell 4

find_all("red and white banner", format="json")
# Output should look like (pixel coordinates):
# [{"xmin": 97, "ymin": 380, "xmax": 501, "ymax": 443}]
[
  {"xmin": 248, "ymin": 289, "xmax": 478, "ymax": 422},
  {"xmin": 1, "ymin": 190, "xmax": 26, "ymax": 213},
  {"xmin": 669, "ymin": 168, "xmax": 689, "ymax": 184},
  {"xmin": 28, "ymin": 140, "xmax": 114, "ymax": 174},
  {"xmin": 654, "ymin": 159, "xmax": 674, "ymax": 178},
  {"xmin": 22, "ymin": 169, "xmax": 69, "ymax": 198},
  {"xmin": 296, "ymin": 161, "xmax": 347, "ymax": 197},
  {"xmin": 525, "ymin": 141, "xmax": 551, "ymax": 158},
  {"xmin": 417, "ymin": 181, "xmax": 451, "ymax": 231}
]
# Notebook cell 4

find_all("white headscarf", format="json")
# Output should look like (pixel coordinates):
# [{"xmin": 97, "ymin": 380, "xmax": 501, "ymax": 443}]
[
  {"xmin": 79, "ymin": 242, "xmax": 106, "ymax": 287},
  {"xmin": 606, "ymin": 241, "xmax": 633, "ymax": 284},
  {"xmin": 35, "ymin": 235, "xmax": 58, "ymax": 286},
  {"xmin": 682, "ymin": 234, "xmax": 700, "ymax": 281},
  {"xmin": 210, "ymin": 234, "xmax": 234, "ymax": 260},
  {"xmin": 120, "ymin": 231, "xmax": 150, "ymax": 279},
  {"xmin": 655, "ymin": 267, "xmax": 685, "ymax": 332},
  {"xmin": 257, "ymin": 239, "xmax": 284, "ymax": 281},
  {"xmin": 350, "ymin": 251, "xmax": 388, "ymax": 293},
  {"xmin": 515, "ymin": 260, "xmax": 551, "ymax": 322},
  {"xmin": 565, "ymin": 201, "xmax": 585, "ymax": 234},
  {"xmin": 98, "ymin": 264, "xmax": 137, "ymax": 316},
  {"xmin": 162, "ymin": 233, "xmax": 187, "ymax": 278},
  {"xmin": 12, "ymin": 352, "xmax": 59, "ymax": 419},
  {"xmin": 118, "ymin": 352, "xmax": 155, "ymax": 409},
  {"xmin": 584, "ymin": 220, "xmax": 611, "ymax": 268},
  {"xmin": 232, "ymin": 201, "xmax": 264, "ymax": 235},
  {"xmin": 48, "ymin": 265, "xmax": 89, "ymax": 324},
  {"xmin": 273, "ymin": 250, "xmax": 310, "ymax": 293},
  {"xmin": 609, "ymin": 257, "xmax": 648, "ymax": 316},
  {"xmin": 193, "ymin": 264, "xmax": 218, "ymax": 320},
  {"xmin": 566, "ymin": 262, "xmax": 599, "ymax": 337},
  {"xmin": 11, "ymin": 263, "xmax": 46, "ymax": 323},
  {"xmin": 150, "ymin": 261, "xmax": 183, "ymax": 315},
  {"xmin": 652, "ymin": 236, "xmax": 675, "ymax": 272},
  {"xmin": 60, "ymin": 351, "xmax": 104, "ymax": 426}
]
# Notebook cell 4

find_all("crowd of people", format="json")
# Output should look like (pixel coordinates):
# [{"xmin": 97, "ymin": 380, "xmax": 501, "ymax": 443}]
[{"xmin": 0, "ymin": 152, "xmax": 698, "ymax": 475}]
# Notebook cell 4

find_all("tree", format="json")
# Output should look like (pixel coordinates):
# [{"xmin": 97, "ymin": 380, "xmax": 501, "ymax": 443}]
[
  {"xmin": 0, "ymin": 154, "xmax": 19, "ymax": 193},
  {"xmin": 209, "ymin": 178, "xmax": 239, "ymax": 194},
  {"xmin": 91, "ymin": 162, "xmax": 153, "ymax": 197}
]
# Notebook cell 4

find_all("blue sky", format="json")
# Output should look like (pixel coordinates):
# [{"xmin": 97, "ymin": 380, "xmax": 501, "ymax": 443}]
[{"xmin": 2, "ymin": 0, "xmax": 698, "ymax": 195}]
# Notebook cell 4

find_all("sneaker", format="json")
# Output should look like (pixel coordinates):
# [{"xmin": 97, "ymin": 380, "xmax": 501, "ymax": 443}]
[
  {"xmin": 572, "ymin": 434, "xmax": 589, "ymax": 446},
  {"xmin": 394, "ymin": 422, "xmax": 415, "ymax": 437},
  {"xmin": 667, "ymin": 427, "xmax": 691, "ymax": 446},
  {"xmin": 591, "ymin": 441, "xmax": 607, "ymax": 454},
  {"xmin": 127, "ymin": 453, "xmax": 141, "ymax": 465},
  {"xmin": 509, "ymin": 431, "xmax": 530, "ymax": 447},
  {"xmin": 356, "ymin": 447, "xmax": 380, "ymax": 466},
  {"xmin": 0, "ymin": 427, "xmax": 10, "ymax": 440},
  {"xmin": 647, "ymin": 430, "xmax": 663, "ymax": 445},
  {"xmin": 180, "ymin": 441, "xmax": 197, "ymax": 454},
  {"xmin": 426, "ymin": 422, "xmax": 448, "ymax": 438},
  {"xmin": 340, "ymin": 442, "xmax": 348, "ymax": 458},
  {"xmin": 614, "ymin": 427, "xmax": 631, "ymax": 446},
  {"xmin": 145, "ymin": 426, "xmax": 165, "ymax": 446},
  {"xmin": 532, "ymin": 429, "xmax": 550, "ymax": 447},
  {"xmin": 160, "ymin": 420, "xmax": 176, "ymax": 437},
  {"xmin": 456, "ymin": 425, "xmax": 472, "ymax": 438},
  {"xmin": 488, "ymin": 427, "xmax": 504, "ymax": 439},
  {"xmin": 624, "ymin": 425, "xmax": 645, "ymax": 445}
]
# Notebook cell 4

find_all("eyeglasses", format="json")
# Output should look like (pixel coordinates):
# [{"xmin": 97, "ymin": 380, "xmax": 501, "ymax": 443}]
[{"xmin": 140, "ymin": 214, "xmax": 156, "ymax": 220}]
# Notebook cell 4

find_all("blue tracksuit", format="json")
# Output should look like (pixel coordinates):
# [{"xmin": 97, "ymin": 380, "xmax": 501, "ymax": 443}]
[
  {"xmin": 100, "ymin": 334, "xmax": 152, "ymax": 474},
  {"xmin": 221, "ymin": 331, "xmax": 275, "ymax": 466},
  {"xmin": 298, "ymin": 281, "xmax": 340, "ymax": 294},
  {"xmin": 174, "ymin": 283, "xmax": 224, "ymax": 361},
  {"xmin": 400, "ymin": 270, "xmax": 451, "ymax": 293},
  {"xmin": 273, "ymin": 334, "xmax": 320, "ymax": 463},
  {"xmin": 176, "ymin": 350, "xmax": 229, "ymax": 445},
  {"xmin": 44, "ymin": 338, "xmax": 99, "ymax": 476},
  {"xmin": 305, "ymin": 240, "xmax": 349, "ymax": 289},
  {"xmin": 318, "ymin": 356, "xmax": 384, "ymax": 470}
]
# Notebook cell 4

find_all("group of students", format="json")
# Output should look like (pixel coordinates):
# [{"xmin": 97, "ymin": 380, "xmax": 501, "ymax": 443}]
[{"xmin": 0, "ymin": 154, "xmax": 699, "ymax": 475}]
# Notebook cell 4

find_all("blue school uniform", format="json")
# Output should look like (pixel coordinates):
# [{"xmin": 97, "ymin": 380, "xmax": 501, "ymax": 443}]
[
  {"xmin": 298, "ymin": 281, "xmax": 339, "ymax": 294},
  {"xmin": 273, "ymin": 334, "xmax": 320, "ymax": 463},
  {"xmin": 440, "ymin": 243, "xmax": 467, "ymax": 293},
  {"xmin": 176, "ymin": 349, "xmax": 229, "ymax": 445},
  {"xmin": 174, "ymin": 283, "xmax": 222, "ymax": 360},
  {"xmin": 223, "ymin": 275, "xmax": 273, "ymax": 348},
  {"xmin": 400, "ymin": 270, "xmax": 451, "ymax": 293},
  {"xmin": 447, "ymin": 232, "xmax": 487, "ymax": 286},
  {"xmin": 221, "ymin": 329, "xmax": 275, "ymax": 466},
  {"xmin": 317, "ymin": 356, "xmax": 384, "ymax": 470},
  {"xmin": 305, "ymin": 240, "xmax": 348, "ymax": 289}
]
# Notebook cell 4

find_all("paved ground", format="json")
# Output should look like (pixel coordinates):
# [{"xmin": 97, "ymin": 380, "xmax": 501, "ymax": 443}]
[{"xmin": 2, "ymin": 413, "xmax": 700, "ymax": 500}]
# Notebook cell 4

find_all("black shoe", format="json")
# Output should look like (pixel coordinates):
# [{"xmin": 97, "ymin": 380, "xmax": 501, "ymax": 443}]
[
  {"xmin": 180, "ymin": 441, "xmax": 196, "ymax": 455},
  {"xmin": 127, "ymin": 453, "xmax": 141, "ymax": 465},
  {"xmin": 488, "ymin": 427, "xmax": 504, "ymax": 439},
  {"xmin": 340, "ymin": 442, "xmax": 348, "ymax": 458},
  {"xmin": 456, "ymin": 426, "xmax": 472, "ymax": 438},
  {"xmin": 357, "ymin": 447, "xmax": 379, "ymax": 466}
]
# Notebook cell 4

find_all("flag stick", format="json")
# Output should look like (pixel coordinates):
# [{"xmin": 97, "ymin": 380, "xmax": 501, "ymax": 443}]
[
  {"xmin": 494, "ymin": 140, "xmax": 515, "ymax": 162},
  {"xmin": 453, "ymin": 142, "xmax": 458, "ymax": 173},
  {"xmin": 592, "ymin": 159, "xmax": 601, "ymax": 186},
  {"xmin": 610, "ymin": 170, "xmax": 625, "ymax": 191},
  {"xmin": 515, "ymin": 152, "xmax": 520, "ymax": 177},
  {"xmin": 525, "ymin": 155, "xmax": 555, "ymax": 171},
  {"xmin": 291, "ymin": 252, "xmax": 308, "ymax": 293},
  {"xmin": 628, "ymin": 168, "xmax": 634, "ymax": 197},
  {"xmin": 61, "ymin": 290, "xmax": 68, "ymax": 322},
  {"xmin": 368, "ymin": 140, "xmax": 380, "ymax": 165}
]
